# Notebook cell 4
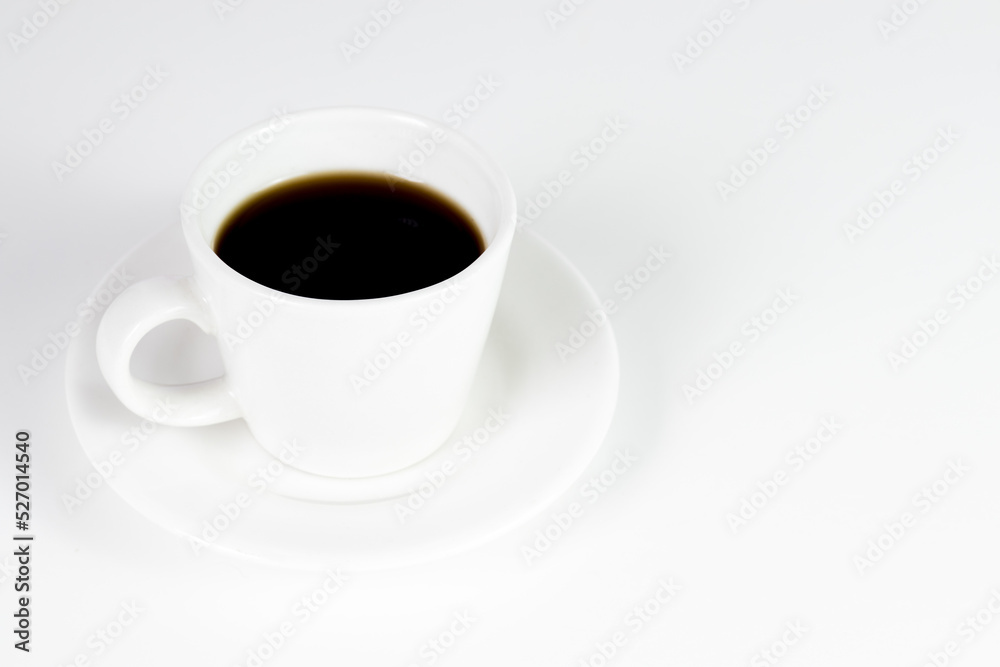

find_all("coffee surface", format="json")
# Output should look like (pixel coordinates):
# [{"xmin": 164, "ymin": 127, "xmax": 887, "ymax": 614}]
[{"xmin": 214, "ymin": 172, "xmax": 484, "ymax": 300}]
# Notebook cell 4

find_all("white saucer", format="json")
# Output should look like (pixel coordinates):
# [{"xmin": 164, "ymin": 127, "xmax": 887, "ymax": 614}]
[{"xmin": 65, "ymin": 224, "xmax": 619, "ymax": 570}]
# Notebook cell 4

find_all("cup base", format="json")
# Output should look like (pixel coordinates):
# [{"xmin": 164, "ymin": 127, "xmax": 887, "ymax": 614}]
[{"xmin": 67, "ymin": 224, "xmax": 619, "ymax": 569}]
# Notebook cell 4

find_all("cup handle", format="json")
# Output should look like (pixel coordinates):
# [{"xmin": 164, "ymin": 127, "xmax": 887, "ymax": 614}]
[{"xmin": 96, "ymin": 275, "xmax": 241, "ymax": 426}]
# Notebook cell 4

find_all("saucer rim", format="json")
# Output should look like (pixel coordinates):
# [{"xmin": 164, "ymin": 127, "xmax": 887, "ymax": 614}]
[{"xmin": 65, "ymin": 225, "xmax": 620, "ymax": 570}]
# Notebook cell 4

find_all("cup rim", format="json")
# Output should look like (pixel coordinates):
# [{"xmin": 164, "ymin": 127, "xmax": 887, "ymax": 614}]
[{"xmin": 180, "ymin": 106, "xmax": 517, "ymax": 307}]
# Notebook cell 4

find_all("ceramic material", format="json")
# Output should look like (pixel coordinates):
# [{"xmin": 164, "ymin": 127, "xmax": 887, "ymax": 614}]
[
  {"xmin": 96, "ymin": 107, "xmax": 517, "ymax": 479},
  {"xmin": 66, "ymin": 225, "xmax": 619, "ymax": 570}
]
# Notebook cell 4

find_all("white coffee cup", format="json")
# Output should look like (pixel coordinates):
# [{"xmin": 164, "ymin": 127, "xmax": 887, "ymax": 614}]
[{"xmin": 96, "ymin": 107, "xmax": 516, "ymax": 479}]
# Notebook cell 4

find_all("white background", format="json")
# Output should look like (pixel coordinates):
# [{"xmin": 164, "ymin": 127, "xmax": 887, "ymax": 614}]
[{"xmin": 3, "ymin": 0, "xmax": 1000, "ymax": 665}]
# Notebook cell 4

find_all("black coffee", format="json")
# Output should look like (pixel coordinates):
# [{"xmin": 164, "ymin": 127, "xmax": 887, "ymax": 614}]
[{"xmin": 214, "ymin": 172, "xmax": 484, "ymax": 300}]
